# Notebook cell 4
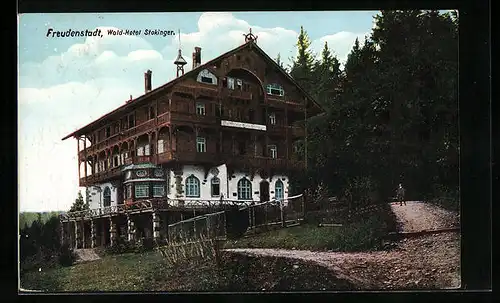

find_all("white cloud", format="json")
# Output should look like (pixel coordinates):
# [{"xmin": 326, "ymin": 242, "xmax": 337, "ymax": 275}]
[
  {"xmin": 312, "ymin": 31, "xmax": 370, "ymax": 64},
  {"xmin": 18, "ymin": 12, "xmax": 371, "ymax": 212}
]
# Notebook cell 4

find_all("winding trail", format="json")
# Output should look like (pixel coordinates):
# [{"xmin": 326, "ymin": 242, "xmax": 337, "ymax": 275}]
[{"xmin": 225, "ymin": 201, "xmax": 461, "ymax": 289}]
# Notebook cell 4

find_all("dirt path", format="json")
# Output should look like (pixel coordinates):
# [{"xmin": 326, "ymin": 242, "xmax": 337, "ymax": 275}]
[
  {"xmin": 74, "ymin": 249, "xmax": 101, "ymax": 263},
  {"xmin": 225, "ymin": 201, "xmax": 461, "ymax": 290},
  {"xmin": 389, "ymin": 201, "xmax": 460, "ymax": 232}
]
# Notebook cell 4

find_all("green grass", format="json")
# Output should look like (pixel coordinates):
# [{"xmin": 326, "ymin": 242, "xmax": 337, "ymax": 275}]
[
  {"xmin": 225, "ymin": 205, "xmax": 398, "ymax": 252},
  {"xmin": 20, "ymin": 249, "xmax": 355, "ymax": 292},
  {"xmin": 21, "ymin": 251, "xmax": 166, "ymax": 292}
]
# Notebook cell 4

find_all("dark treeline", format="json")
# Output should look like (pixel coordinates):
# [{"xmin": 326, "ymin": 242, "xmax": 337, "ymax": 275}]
[
  {"xmin": 288, "ymin": 10, "xmax": 459, "ymax": 211},
  {"xmin": 19, "ymin": 193, "xmax": 86, "ymax": 273}
]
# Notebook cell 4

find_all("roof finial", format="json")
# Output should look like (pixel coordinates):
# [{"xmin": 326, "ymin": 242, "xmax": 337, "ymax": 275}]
[
  {"xmin": 244, "ymin": 27, "xmax": 258, "ymax": 44},
  {"xmin": 178, "ymin": 29, "xmax": 181, "ymax": 49}
]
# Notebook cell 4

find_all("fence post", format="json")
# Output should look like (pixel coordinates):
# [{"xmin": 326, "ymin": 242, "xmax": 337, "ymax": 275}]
[
  {"xmin": 302, "ymin": 191, "xmax": 306, "ymax": 220},
  {"xmin": 252, "ymin": 208, "xmax": 256, "ymax": 233},
  {"xmin": 214, "ymin": 239, "xmax": 221, "ymax": 270},
  {"xmin": 281, "ymin": 201, "xmax": 285, "ymax": 227}
]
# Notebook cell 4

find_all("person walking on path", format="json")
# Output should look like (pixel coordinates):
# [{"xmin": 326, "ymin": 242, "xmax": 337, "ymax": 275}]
[{"xmin": 397, "ymin": 183, "xmax": 406, "ymax": 206}]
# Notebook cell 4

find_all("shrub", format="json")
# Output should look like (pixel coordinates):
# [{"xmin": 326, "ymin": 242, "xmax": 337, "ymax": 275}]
[
  {"xmin": 58, "ymin": 243, "xmax": 76, "ymax": 267},
  {"xmin": 430, "ymin": 184, "xmax": 459, "ymax": 212},
  {"xmin": 225, "ymin": 206, "xmax": 249, "ymax": 240}
]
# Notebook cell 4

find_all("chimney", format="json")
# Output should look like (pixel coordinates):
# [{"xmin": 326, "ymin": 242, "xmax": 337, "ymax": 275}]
[
  {"xmin": 192, "ymin": 47, "xmax": 201, "ymax": 69},
  {"xmin": 144, "ymin": 70, "xmax": 152, "ymax": 93}
]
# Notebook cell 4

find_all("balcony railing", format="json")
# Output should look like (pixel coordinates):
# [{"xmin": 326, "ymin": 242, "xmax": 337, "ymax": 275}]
[
  {"xmin": 59, "ymin": 199, "xmax": 169, "ymax": 221},
  {"xmin": 170, "ymin": 111, "xmax": 217, "ymax": 125},
  {"xmin": 267, "ymin": 124, "xmax": 305, "ymax": 137},
  {"xmin": 79, "ymin": 166, "xmax": 122, "ymax": 186},
  {"xmin": 221, "ymin": 87, "xmax": 253, "ymax": 100},
  {"xmin": 157, "ymin": 112, "xmax": 170, "ymax": 125}
]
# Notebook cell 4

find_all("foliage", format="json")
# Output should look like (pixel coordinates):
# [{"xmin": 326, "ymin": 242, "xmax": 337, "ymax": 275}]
[
  {"xmin": 58, "ymin": 243, "xmax": 76, "ymax": 267},
  {"xmin": 288, "ymin": 11, "xmax": 458, "ymax": 205},
  {"xmin": 19, "ymin": 215, "xmax": 64, "ymax": 276},
  {"xmin": 19, "ymin": 211, "xmax": 61, "ymax": 230},
  {"xmin": 69, "ymin": 191, "xmax": 89, "ymax": 213}
]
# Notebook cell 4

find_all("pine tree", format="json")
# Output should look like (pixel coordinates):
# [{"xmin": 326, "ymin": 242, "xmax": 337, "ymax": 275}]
[
  {"xmin": 69, "ymin": 191, "xmax": 88, "ymax": 212},
  {"xmin": 290, "ymin": 26, "xmax": 316, "ymax": 94},
  {"xmin": 275, "ymin": 53, "xmax": 284, "ymax": 68}
]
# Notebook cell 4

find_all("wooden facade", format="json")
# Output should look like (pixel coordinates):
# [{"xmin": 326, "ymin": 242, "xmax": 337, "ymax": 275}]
[{"xmin": 60, "ymin": 31, "xmax": 323, "ymax": 247}]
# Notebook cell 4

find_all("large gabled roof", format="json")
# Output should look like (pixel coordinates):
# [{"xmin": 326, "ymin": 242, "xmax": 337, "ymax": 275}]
[{"xmin": 62, "ymin": 40, "xmax": 323, "ymax": 141}]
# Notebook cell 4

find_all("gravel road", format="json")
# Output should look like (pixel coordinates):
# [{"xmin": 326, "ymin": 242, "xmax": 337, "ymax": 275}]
[{"xmin": 225, "ymin": 201, "xmax": 461, "ymax": 290}]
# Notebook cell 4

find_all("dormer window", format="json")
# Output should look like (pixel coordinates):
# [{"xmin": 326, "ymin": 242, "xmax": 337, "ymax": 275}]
[
  {"xmin": 236, "ymin": 79, "xmax": 243, "ymax": 90},
  {"xmin": 197, "ymin": 69, "xmax": 218, "ymax": 85},
  {"xmin": 266, "ymin": 83, "xmax": 284, "ymax": 96}
]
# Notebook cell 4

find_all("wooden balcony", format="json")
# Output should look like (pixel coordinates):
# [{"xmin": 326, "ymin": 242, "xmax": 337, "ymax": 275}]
[
  {"xmin": 221, "ymin": 87, "xmax": 253, "ymax": 101},
  {"xmin": 155, "ymin": 151, "xmax": 219, "ymax": 165},
  {"xmin": 172, "ymin": 83, "xmax": 219, "ymax": 99},
  {"xmin": 267, "ymin": 124, "xmax": 305, "ymax": 137},
  {"xmin": 222, "ymin": 153, "xmax": 304, "ymax": 171},
  {"xmin": 197, "ymin": 86, "xmax": 218, "ymax": 99},
  {"xmin": 170, "ymin": 111, "xmax": 217, "ymax": 125},
  {"xmin": 79, "ymin": 166, "xmax": 122, "ymax": 187},
  {"xmin": 267, "ymin": 95, "xmax": 304, "ymax": 110},
  {"xmin": 157, "ymin": 112, "xmax": 170, "ymax": 125},
  {"xmin": 59, "ymin": 199, "xmax": 169, "ymax": 222}
]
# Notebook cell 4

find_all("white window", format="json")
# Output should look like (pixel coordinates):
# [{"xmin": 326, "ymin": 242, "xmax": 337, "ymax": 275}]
[
  {"xmin": 196, "ymin": 103, "xmax": 206, "ymax": 116},
  {"xmin": 185, "ymin": 175, "xmax": 200, "ymax": 197},
  {"xmin": 266, "ymin": 83, "xmax": 284, "ymax": 96},
  {"xmin": 144, "ymin": 144, "xmax": 150, "ymax": 156},
  {"xmin": 275, "ymin": 180, "xmax": 284, "ymax": 200},
  {"xmin": 137, "ymin": 147, "xmax": 144, "ymax": 156},
  {"xmin": 196, "ymin": 137, "xmax": 206, "ymax": 153},
  {"xmin": 157, "ymin": 139, "xmax": 164, "ymax": 154},
  {"xmin": 237, "ymin": 178, "xmax": 252, "ymax": 200},
  {"xmin": 236, "ymin": 79, "xmax": 243, "ymax": 90},
  {"xmin": 166, "ymin": 174, "xmax": 170, "ymax": 194},
  {"xmin": 227, "ymin": 77, "xmax": 235, "ymax": 90},
  {"xmin": 126, "ymin": 185, "xmax": 132, "ymax": 199},
  {"xmin": 268, "ymin": 145, "xmax": 277, "ymax": 159},
  {"xmin": 269, "ymin": 113, "xmax": 276, "ymax": 125},
  {"xmin": 211, "ymin": 177, "xmax": 220, "ymax": 197},
  {"xmin": 135, "ymin": 183, "xmax": 149, "ymax": 198},
  {"xmin": 153, "ymin": 184, "xmax": 165, "ymax": 197}
]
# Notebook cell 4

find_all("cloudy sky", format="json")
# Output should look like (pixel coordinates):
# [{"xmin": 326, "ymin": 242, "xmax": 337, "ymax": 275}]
[{"xmin": 18, "ymin": 11, "xmax": 379, "ymax": 212}]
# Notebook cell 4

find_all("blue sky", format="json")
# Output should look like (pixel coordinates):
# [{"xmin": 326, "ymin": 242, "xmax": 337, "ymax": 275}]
[{"xmin": 18, "ymin": 11, "xmax": 379, "ymax": 212}]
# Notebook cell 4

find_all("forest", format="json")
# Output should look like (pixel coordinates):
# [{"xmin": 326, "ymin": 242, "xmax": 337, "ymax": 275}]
[{"xmin": 286, "ymin": 10, "xmax": 458, "ymax": 212}]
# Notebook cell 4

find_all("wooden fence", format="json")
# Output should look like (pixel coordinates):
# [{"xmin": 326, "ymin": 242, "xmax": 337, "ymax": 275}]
[
  {"xmin": 241, "ymin": 194, "xmax": 305, "ymax": 234},
  {"xmin": 167, "ymin": 210, "xmax": 227, "ymax": 242}
]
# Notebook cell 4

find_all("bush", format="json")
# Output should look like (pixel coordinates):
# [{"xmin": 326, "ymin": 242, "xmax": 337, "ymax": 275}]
[
  {"xmin": 341, "ymin": 176, "xmax": 381, "ymax": 209},
  {"xmin": 225, "ymin": 206, "xmax": 249, "ymax": 240},
  {"xmin": 58, "ymin": 244, "xmax": 76, "ymax": 267},
  {"xmin": 430, "ymin": 184, "xmax": 459, "ymax": 212}
]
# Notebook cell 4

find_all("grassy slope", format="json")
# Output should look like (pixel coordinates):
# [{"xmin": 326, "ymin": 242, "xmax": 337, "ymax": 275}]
[
  {"xmin": 225, "ymin": 204, "xmax": 398, "ymax": 252},
  {"xmin": 21, "ymin": 250, "xmax": 355, "ymax": 292}
]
